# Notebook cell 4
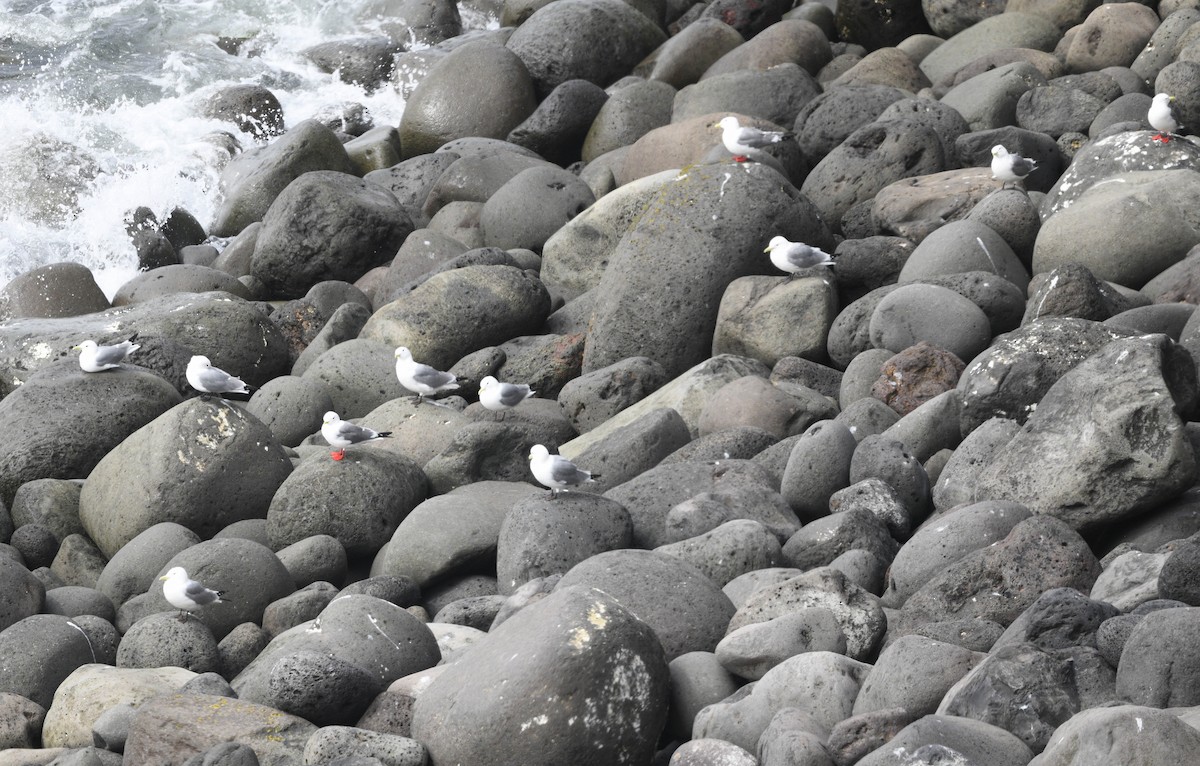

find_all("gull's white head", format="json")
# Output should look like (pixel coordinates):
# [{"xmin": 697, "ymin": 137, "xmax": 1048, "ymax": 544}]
[
  {"xmin": 394, "ymin": 346, "xmax": 412, "ymax": 361},
  {"xmin": 1154, "ymin": 93, "xmax": 1175, "ymax": 106},
  {"xmin": 322, "ymin": 411, "xmax": 340, "ymax": 425},
  {"xmin": 159, "ymin": 566, "xmax": 187, "ymax": 582},
  {"xmin": 189, "ymin": 355, "xmax": 211, "ymax": 368},
  {"xmin": 718, "ymin": 116, "xmax": 739, "ymax": 131},
  {"xmin": 479, "ymin": 375, "xmax": 498, "ymax": 392},
  {"xmin": 529, "ymin": 444, "xmax": 549, "ymax": 462},
  {"xmin": 991, "ymin": 145, "xmax": 1008, "ymax": 158},
  {"xmin": 73, "ymin": 340, "xmax": 97, "ymax": 352},
  {"xmin": 765, "ymin": 236, "xmax": 789, "ymax": 253}
]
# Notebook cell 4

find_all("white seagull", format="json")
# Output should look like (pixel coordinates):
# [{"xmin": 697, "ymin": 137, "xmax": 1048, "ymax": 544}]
[
  {"xmin": 990, "ymin": 145, "xmax": 1038, "ymax": 189},
  {"xmin": 1149, "ymin": 93, "xmax": 1182, "ymax": 143},
  {"xmin": 529, "ymin": 444, "xmax": 598, "ymax": 498},
  {"xmin": 186, "ymin": 355, "xmax": 252, "ymax": 397},
  {"xmin": 764, "ymin": 236, "xmax": 834, "ymax": 275},
  {"xmin": 73, "ymin": 335, "xmax": 140, "ymax": 372},
  {"xmin": 159, "ymin": 566, "xmax": 228, "ymax": 621},
  {"xmin": 395, "ymin": 346, "xmax": 459, "ymax": 403},
  {"xmin": 715, "ymin": 115, "xmax": 789, "ymax": 162},
  {"xmin": 321, "ymin": 411, "xmax": 392, "ymax": 461},
  {"xmin": 478, "ymin": 375, "xmax": 535, "ymax": 411}
]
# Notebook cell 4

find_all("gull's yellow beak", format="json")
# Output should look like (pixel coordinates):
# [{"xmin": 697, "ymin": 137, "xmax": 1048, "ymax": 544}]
[
  {"xmin": 158, "ymin": 574, "xmax": 169, "ymax": 581},
  {"xmin": 763, "ymin": 245, "xmax": 772, "ymax": 253}
]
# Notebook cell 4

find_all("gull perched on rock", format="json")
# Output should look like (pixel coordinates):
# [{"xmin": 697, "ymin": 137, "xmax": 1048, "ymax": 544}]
[
  {"xmin": 395, "ymin": 346, "xmax": 459, "ymax": 403},
  {"xmin": 73, "ymin": 335, "xmax": 140, "ymax": 372},
  {"xmin": 1149, "ymin": 93, "xmax": 1183, "ymax": 143},
  {"xmin": 529, "ymin": 444, "xmax": 598, "ymax": 498},
  {"xmin": 478, "ymin": 375, "xmax": 535, "ymax": 411},
  {"xmin": 321, "ymin": 411, "xmax": 392, "ymax": 461},
  {"xmin": 186, "ymin": 355, "xmax": 252, "ymax": 397},
  {"xmin": 715, "ymin": 115, "xmax": 789, "ymax": 162},
  {"xmin": 990, "ymin": 145, "xmax": 1038, "ymax": 189},
  {"xmin": 160, "ymin": 566, "xmax": 227, "ymax": 621},
  {"xmin": 764, "ymin": 236, "xmax": 834, "ymax": 275}
]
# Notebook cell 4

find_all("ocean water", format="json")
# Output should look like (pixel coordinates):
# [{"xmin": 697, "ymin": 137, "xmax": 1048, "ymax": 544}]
[{"xmin": 0, "ymin": 0, "xmax": 496, "ymax": 298}]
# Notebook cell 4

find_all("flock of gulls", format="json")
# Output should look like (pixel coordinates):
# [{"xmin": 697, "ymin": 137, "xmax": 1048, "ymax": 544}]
[{"xmin": 70, "ymin": 94, "xmax": 1189, "ymax": 616}]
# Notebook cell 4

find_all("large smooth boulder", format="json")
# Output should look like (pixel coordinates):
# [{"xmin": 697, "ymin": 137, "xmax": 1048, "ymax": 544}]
[
  {"xmin": 400, "ymin": 41, "xmax": 538, "ymax": 158},
  {"xmin": 583, "ymin": 163, "xmax": 834, "ymax": 378},
  {"xmin": 361, "ymin": 265, "xmax": 551, "ymax": 370},
  {"xmin": 0, "ymin": 362, "xmax": 181, "ymax": 504},
  {"xmin": 210, "ymin": 120, "xmax": 359, "ymax": 237},
  {"xmin": 505, "ymin": 0, "xmax": 667, "ymax": 96},
  {"xmin": 411, "ymin": 586, "xmax": 669, "ymax": 766},
  {"xmin": 79, "ymin": 399, "xmax": 293, "ymax": 558},
  {"xmin": 250, "ymin": 171, "xmax": 412, "ymax": 299}
]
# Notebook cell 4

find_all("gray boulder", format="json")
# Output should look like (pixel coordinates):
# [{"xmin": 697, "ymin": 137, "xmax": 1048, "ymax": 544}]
[
  {"xmin": 371, "ymin": 481, "xmax": 542, "ymax": 587},
  {"xmin": 0, "ymin": 614, "xmax": 97, "ymax": 708},
  {"xmin": 505, "ymin": 0, "xmax": 667, "ymax": 96},
  {"xmin": 267, "ymin": 450, "xmax": 428, "ymax": 560},
  {"xmin": 210, "ymin": 120, "xmax": 358, "ymax": 237},
  {"xmin": 555, "ymin": 549, "xmax": 735, "ymax": 661},
  {"xmin": 299, "ymin": 339, "xmax": 409, "ymax": 419},
  {"xmin": 855, "ymin": 714, "xmax": 1032, "ymax": 766},
  {"xmin": 250, "ymin": 171, "xmax": 412, "ymax": 299},
  {"xmin": 361, "ymin": 265, "xmax": 551, "ymax": 370},
  {"xmin": 232, "ymin": 594, "xmax": 439, "ymax": 722},
  {"xmin": 1028, "ymin": 704, "xmax": 1200, "ymax": 766},
  {"xmin": 411, "ymin": 586, "xmax": 668, "ymax": 766},
  {"xmin": 479, "ymin": 165, "xmax": 594, "ymax": 252},
  {"xmin": 0, "ymin": 556, "xmax": 45, "ymax": 632},
  {"xmin": 854, "ymin": 634, "xmax": 982, "ymax": 717},
  {"xmin": 800, "ymin": 118, "xmax": 946, "ymax": 231},
  {"xmin": 972, "ymin": 335, "xmax": 1197, "ymax": 532},
  {"xmin": 78, "ymin": 399, "xmax": 292, "ymax": 558},
  {"xmin": 0, "ymin": 362, "xmax": 181, "ymax": 504},
  {"xmin": 399, "ymin": 41, "xmax": 537, "ymax": 159},
  {"xmin": 584, "ymin": 162, "xmax": 833, "ymax": 377}
]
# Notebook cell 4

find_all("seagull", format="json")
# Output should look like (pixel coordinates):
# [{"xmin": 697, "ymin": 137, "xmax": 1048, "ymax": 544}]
[
  {"xmin": 72, "ymin": 335, "xmax": 140, "ymax": 372},
  {"xmin": 159, "ymin": 566, "xmax": 228, "ymax": 621},
  {"xmin": 990, "ymin": 145, "xmax": 1038, "ymax": 189},
  {"xmin": 1149, "ymin": 93, "xmax": 1183, "ymax": 143},
  {"xmin": 478, "ymin": 375, "xmax": 535, "ymax": 411},
  {"xmin": 714, "ymin": 115, "xmax": 789, "ymax": 162},
  {"xmin": 764, "ymin": 236, "xmax": 834, "ymax": 275},
  {"xmin": 529, "ymin": 444, "xmax": 598, "ymax": 498},
  {"xmin": 395, "ymin": 346, "xmax": 459, "ymax": 403},
  {"xmin": 321, "ymin": 411, "xmax": 392, "ymax": 461},
  {"xmin": 186, "ymin": 355, "xmax": 252, "ymax": 397}
]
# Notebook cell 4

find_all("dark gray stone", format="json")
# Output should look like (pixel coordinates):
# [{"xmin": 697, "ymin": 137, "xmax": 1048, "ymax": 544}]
[
  {"xmin": 506, "ymin": 79, "xmax": 608, "ymax": 165},
  {"xmin": 411, "ymin": 586, "xmax": 668, "ymax": 766},
  {"xmin": 117, "ymin": 612, "xmax": 220, "ymax": 673}
]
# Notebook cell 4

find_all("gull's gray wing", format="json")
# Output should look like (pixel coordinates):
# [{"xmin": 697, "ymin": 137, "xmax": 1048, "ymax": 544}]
[
  {"xmin": 184, "ymin": 580, "xmax": 220, "ymax": 605},
  {"xmin": 497, "ymin": 383, "xmax": 532, "ymax": 407},
  {"xmin": 92, "ymin": 343, "xmax": 131, "ymax": 366},
  {"xmin": 1010, "ymin": 155, "xmax": 1037, "ymax": 176},
  {"xmin": 549, "ymin": 456, "xmax": 589, "ymax": 485},
  {"xmin": 336, "ymin": 421, "xmax": 376, "ymax": 444},
  {"xmin": 412, "ymin": 364, "xmax": 457, "ymax": 389},
  {"xmin": 197, "ymin": 367, "xmax": 244, "ymax": 392},
  {"xmin": 738, "ymin": 126, "xmax": 783, "ymax": 148}
]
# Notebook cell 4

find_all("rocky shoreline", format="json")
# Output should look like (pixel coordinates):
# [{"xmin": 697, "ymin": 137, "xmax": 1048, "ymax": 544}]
[{"xmin": 5, "ymin": 0, "xmax": 1200, "ymax": 764}]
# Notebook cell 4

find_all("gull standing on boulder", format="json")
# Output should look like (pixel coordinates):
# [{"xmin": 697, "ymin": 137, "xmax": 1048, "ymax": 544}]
[
  {"xmin": 990, "ymin": 145, "xmax": 1038, "ymax": 189},
  {"xmin": 529, "ymin": 444, "xmax": 598, "ymax": 498},
  {"xmin": 73, "ymin": 335, "xmax": 140, "ymax": 372},
  {"xmin": 321, "ymin": 411, "xmax": 392, "ymax": 461},
  {"xmin": 478, "ymin": 375, "xmax": 535, "ymax": 411},
  {"xmin": 1149, "ymin": 93, "xmax": 1183, "ymax": 143},
  {"xmin": 395, "ymin": 346, "xmax": 459, "ymax": 403},
  {"xmin": 715, "ymin": 115, "xmax": 789, "ymax": 162},
  {"xmin": 764, "ymin": 236, "xmax": 834, "ymax": 275},
  {"xmin": 160, "ymin": 566, "xmax": 228, "ymax": 621},
  {"xmin": 186, "ymin": 355, "xmax": 252, "ymax": 397}
]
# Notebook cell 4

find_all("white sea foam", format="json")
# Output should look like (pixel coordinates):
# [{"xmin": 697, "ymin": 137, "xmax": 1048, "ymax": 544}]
[{"xmin": 0, "ymin": 0, "xmax": 497, "ymax": 299}]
